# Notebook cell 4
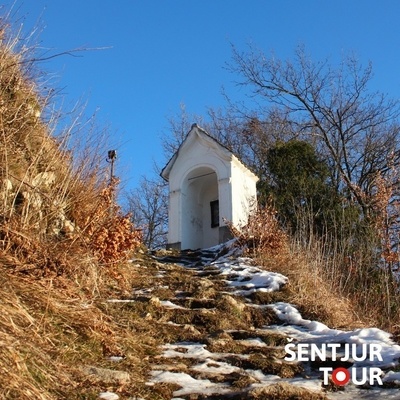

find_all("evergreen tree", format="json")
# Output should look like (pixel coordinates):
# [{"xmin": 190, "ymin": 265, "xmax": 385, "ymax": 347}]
[{"xmin": 264, "ymin": 140, "xmax": 341, "ymax": 234}]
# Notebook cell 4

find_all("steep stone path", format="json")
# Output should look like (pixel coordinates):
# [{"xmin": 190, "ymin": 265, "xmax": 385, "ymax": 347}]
[
  {"xmin": 144, "ymin": 245, "xmax": 291, "ymax": 399},
  {"xmin": 137, "ymin": 244, "xmax": 400, "ymax": 400},
  {"xmin": 134, "ymin": 245, "xmax": 325, "ymax": 399},
  {"xmin": 91, "ymin": 243, "xmax": 400, "ymax": 399}
]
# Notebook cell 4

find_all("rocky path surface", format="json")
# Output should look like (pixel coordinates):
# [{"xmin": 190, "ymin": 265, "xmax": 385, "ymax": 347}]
[{"xmin": 122, "ymin": 242, "xmax": 400, "ymax": 400}]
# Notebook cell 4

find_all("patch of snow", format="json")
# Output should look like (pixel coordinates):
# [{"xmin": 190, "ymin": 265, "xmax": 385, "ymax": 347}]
[
  {"xmin": 166, "ymin": 321, "xmax": 182, "ymax": 326},
  {"xmin": 161, "ymin": 342, "xmax": 214, "ymax": 359},
  {"xmin": 160, "ymin": 300, "xmax": 185, "ymax": 309},
  {"xmin": 237, "ymin": 338, "xmax": 267, "ymax": 347},
  {"xmin": 107, "ymin": 356, "xmax": 124, "ymax": 362},
  {"xmin": 210, "ymin": 254, "xmax": 288, "ymax": 295},
  {"xmin": 132, "ymin": 288, "xmax": 153, "ymax": 295},
  {"xmin": 383, "ymin": 370, "xmax": 400, "ymax": 383},
  {"xmin": 229, "ymin": 268, "xmax": 286, "ymax": 287},
  {"xmin": 107, "ymin": 299, "xmax": 135, "ymax": 303},
  {"xmin": 247, "ymin": 369, "xmax": 280, "ymax": 382},
  {"xmin": 268, "ymin": 302, "xmax": 400, "ymax": 372},
  {"xmin": 99, "ymin": 392, "xmax": 119, "ymax": 400},
  {"xmin": 203, "ymin": 238, "xmax": 238, "ymax": 253}
]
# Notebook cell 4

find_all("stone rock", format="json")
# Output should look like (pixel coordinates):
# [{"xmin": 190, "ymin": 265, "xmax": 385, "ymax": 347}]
[
  {"xmin": 0, "ymin": 179, "xmax": 13, "ymax": 207},
  {"xmin": 2, "ymin": 179, "xmax": 12, "ymax": 192},
  {"xmin": 32, "ymin": 171, "xmax": 56, "ymax": 188},
  {"xmin": 82, "ymin": 366, "xmax": 130, "ymax": 385},
  {"xmin": 183, "ymin": 324, "xmax": 202, "ymax": 336},
  {"xmin": 149, "ymin": 296, "xmax": 161, "ymax": 307},
  {"xmin": 62, "ymin": 218, "xmax": 75, "ymax": 235},
  {"xmin": 221, "ymin": 294, "xmax": 246, "ymax": 313},
  {"xmin": 99, "ymin": 392, "xmax": 119, "ymax": 400},
  {"xmin": 21, "ymin": 191, "xmax": 43, "ymax": 209}
]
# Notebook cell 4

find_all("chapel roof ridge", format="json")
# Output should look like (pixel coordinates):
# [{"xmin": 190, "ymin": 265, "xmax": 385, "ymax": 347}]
[{"xmin": 161, "ymin": 123, "xmax": 258, "ymax": 181}]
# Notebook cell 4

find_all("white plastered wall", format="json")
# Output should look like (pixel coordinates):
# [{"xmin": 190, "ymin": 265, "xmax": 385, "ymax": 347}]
[
  {"xmin": 167, "ymin": 133, "xmax": 232, "ymax": 249},
  {"xmin": 163, "ymin": 125, "xmax": 258, "ymax": 249},
  {"xmin": 230, "ymin": 156, "xmax": 258, "ymax": 228}
]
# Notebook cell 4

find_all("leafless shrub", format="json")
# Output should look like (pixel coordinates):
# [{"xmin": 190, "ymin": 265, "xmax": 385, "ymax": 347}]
[{"xmin": 227, "ymin": 203, "xmax": 288, "ymax": 256}]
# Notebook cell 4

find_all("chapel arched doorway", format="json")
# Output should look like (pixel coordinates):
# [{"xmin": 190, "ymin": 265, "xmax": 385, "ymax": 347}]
[{"xmin": 181, "ymin": 166, "xmax": 219, "ymax": 249}]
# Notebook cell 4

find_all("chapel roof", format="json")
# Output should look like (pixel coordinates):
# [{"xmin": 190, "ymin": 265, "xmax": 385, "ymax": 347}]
[{"xmin": 160, "ymin": 123, "xmax": 238, "ymax": 181}]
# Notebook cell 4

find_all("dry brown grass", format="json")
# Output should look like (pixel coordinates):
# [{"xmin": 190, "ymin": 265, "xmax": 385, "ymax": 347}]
[
  {"xmin": 231, "ymin": 205, "xmax": 362, "ymax": 330},
  {"xmin": 286, "ymin": 227, "xmax": 400, "ymax": 333},
  {"xmin": 249, "ymin": 382, "xmax": 328, "ymax": 400},
  {"xmin": 0, "ymin": 254, "xmax": 172, "ymax": 399},
  {"xmin": 0, "ymin": 17, "xmax": 141, "ymax": 271},
  {"xmin": 0, "ymin": 15, "xmax": 150, "ymax": 400},
  {"xmin": 270, "ymin": 250, "xmax": 361, "ymax": 329}
]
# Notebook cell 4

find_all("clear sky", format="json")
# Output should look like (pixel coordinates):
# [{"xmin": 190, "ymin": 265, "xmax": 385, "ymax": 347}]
[{"xmin": 8, "ymin": 0, "xmax": 400, "ymax": 194}]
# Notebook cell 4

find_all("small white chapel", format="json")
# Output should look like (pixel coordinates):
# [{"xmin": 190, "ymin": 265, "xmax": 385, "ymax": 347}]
[{"xmin": 161, "ymin": 124, "xmax": 259, "ymax": 250}]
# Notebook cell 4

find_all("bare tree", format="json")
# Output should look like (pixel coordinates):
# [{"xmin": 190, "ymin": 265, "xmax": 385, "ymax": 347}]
[
  {"xmin": 161, "ymin": 104, "xmax": 207, "ymax": 160},
  {"xmin": 205, "ymin": 106, "xmax": 302, "ymax": 181},
  {"xmin": 228, "ymin": 45, "xmax": 400, "ymax": 218},
  {"xmin": 162, "ymin": 102, "xmax": 296, "ymax": 183},
  {"xmin": 126, "ymin": 176, "xmax": 168, "ymax": 249}
]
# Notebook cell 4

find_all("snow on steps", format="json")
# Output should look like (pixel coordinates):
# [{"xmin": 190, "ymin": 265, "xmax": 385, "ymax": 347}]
[
  {"xmin": 103, "ymin": 240, "xmax": 400, "ymax": 399},
  {"xmin": 147, "ymin": 241, "xmax": 400, "ymax": 399}
]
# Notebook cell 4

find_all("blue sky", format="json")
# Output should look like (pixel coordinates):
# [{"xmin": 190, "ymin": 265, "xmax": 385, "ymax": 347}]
[{"xmin": 10, "ymin": 1, "xmax": 400, "ymax": 194}]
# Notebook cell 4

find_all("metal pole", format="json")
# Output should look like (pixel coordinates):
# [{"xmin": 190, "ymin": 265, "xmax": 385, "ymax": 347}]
[
  {"xmin": 106, "ymin": 150, "xmax": 117, "ymax": 216},
  {"xmin": 107, "ymin": 150, "xmax": 117, "ymax": 184}
]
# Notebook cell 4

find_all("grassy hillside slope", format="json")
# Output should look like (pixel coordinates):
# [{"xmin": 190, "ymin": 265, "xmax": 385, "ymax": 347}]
[{"xmin": 0, "ymin": 19, "xmax": 144, "ymax": 399}]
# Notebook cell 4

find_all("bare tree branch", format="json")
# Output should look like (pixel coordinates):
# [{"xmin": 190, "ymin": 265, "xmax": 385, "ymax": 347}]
[{"xmin": 227, "ymin": 44, "xmax": 400, "ymax": 217}]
